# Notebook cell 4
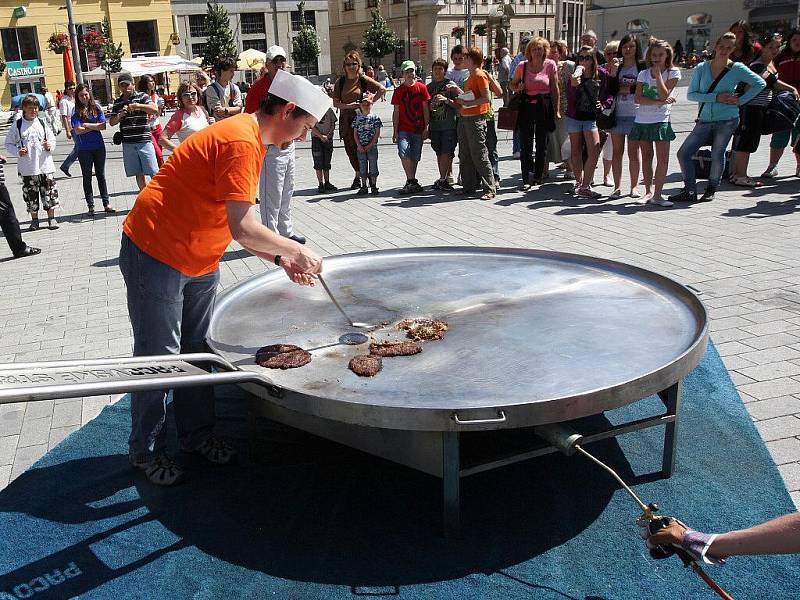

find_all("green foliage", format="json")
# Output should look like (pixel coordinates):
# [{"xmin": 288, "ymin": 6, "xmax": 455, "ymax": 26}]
[
  {"xmin": 362, "ymin": 2, "xmax": 400, "ymax": 63},
  {"xmin": 101, "ymin": 17, "xmax": 124, "ymax": 74},
  {"xmin": 291, "ymin": 1, "xmax": 321, "ymax": 74},
  {"xmin": 202, "ymin": 1, "xmax": 237, "ymax": 70}
]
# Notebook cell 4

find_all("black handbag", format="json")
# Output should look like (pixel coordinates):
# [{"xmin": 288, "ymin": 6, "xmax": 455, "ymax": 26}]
[
  {"xmin": 112, "ymin": 131, "xmax": 123, "ymax": 145},
  {"xmin": 760, "ymin": 91, "xmax": 800, "ymax": 135},
  {"xmin": 596, "ymin": 103, "xmax": 616, "ymax": 130}
]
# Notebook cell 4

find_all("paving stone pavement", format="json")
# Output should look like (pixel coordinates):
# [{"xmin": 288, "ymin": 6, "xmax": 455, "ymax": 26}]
[{"xmin": 0, "ymin": 85, "xmax": 798, "ymax": 509}]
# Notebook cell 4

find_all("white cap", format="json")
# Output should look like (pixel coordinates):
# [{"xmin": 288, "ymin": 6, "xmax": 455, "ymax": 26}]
[
  {"xmin": 269, "ymin": 69, "xmax": 332, "ymax": 121},
  {"xmin": 265, "ymin": 45, "xmax": 287, "ymax": 61}
]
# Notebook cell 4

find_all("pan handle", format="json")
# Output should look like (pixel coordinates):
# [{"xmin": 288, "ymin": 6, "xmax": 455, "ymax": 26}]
[{"xmin": 452, "ymin": 410, "xmax": 507, "ymax": 426}]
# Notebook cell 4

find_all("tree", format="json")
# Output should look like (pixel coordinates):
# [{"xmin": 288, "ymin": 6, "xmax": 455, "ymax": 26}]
[
  {"xmin": 202, "ymin": 1, "xmax": 237, "ymax": 70},
  {"xmin": 100, "ymin": 17, "xmax": 124, "ymax": 104},
  {"xmin": 362, "ymin": 1, "xmax": 400, "ymax": 66},
  {"xmin": 291, "ymin": 1, "xmax": 320, "ymax": 77}
]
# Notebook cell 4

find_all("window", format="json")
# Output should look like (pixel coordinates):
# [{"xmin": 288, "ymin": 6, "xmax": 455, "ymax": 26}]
[
  {"xmin": 127, "ymin": 20, "xmax": 159, "ymax": 55},
  {"xmin": 1, "ymin": 26, "xmax": 39, "ymax": 62},
  {"xmin": 291, "ymin": 10, "xmax": 316, "ymax": 31},
  {"xmin": 368, "ymin": 0, "xmax": 378, "ymax": 6},
  {"xmin": 242, "ymin": 39, "xmax": 267, "ymax": 53},
  {"xmin": 191, "ymin": 42, "xmax": 206, "ymax": 58},
  {"xmin": 188, "ymin": 15, "xmax": 206, "ymax": 38},
  {"xmin": 241, "ymin": 13, "xmax": 266, "ymax": 35},
  {"xmin": 344, "ymin": 0, "xmax": 354, "ymax": 10}
]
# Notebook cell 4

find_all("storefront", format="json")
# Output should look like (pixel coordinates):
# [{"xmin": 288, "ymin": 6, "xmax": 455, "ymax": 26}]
[{"xmin": 6, "ymin": 60, "xmax": 46, "ymax": 97}]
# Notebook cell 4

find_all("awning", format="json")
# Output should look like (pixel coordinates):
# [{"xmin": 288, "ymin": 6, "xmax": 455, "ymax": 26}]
[{"xmin": 83, "ymin": 55, "xmax": 202, "ymax": 79}]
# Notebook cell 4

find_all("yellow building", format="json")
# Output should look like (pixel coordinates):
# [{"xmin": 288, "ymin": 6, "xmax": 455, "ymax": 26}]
[{"xmin": 1, "ymin": 0, "xmax": 179, "ymax": 107}]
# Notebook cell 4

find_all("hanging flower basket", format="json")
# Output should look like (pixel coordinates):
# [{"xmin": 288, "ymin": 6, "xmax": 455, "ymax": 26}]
[
  {"xmin": 47, "ymin": 32, "xmax": 71, "ymax": 54},
  {"xmin": 451, "ymin": 26, "xmax": 465, "ymax": 40},
  {"xmin": 80, "ymin": 31, "xmax": 107, "ymax": 53},
  {"xmin": 473, "ymin": 24, "xmax": 487, "ymax": 37}
]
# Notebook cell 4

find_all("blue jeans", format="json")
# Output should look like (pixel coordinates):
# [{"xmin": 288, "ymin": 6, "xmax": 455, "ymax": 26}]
[
  {"xmin": 677, "ymin": 118, "xmax": 739, "ymax": 193},
  {"xmin": 60, "ymin": 138, "xmax": 79, "ymax": 173},
  {"xmin": 357, "ymin": 147, "xmax": 379, "ymax": 179},
  {"xmin": 118, "ymin": 234, "xmax": 218, "ymax": 462}
]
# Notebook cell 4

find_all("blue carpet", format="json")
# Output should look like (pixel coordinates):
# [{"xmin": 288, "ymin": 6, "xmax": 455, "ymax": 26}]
[{"xmin": 1, "ymin": 343, "xmax": 798, "ymax": 599}]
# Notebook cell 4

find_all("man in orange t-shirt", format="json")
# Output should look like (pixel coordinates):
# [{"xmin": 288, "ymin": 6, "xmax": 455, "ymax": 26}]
[{"xmin": 120, "ymin": 70, "xmax": 331, "ymax": 486}]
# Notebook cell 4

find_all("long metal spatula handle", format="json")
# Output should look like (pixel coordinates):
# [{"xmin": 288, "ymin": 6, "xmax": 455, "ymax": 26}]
[{"xmin": 317, "ymin": 274, "xmax": 356, "ymax": 327}]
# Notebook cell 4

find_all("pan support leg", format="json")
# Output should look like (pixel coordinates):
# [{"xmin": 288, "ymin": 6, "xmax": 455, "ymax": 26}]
[
  {"xmin": 658, "ymin": 380, "xmax": 682, "ymax": 477},
  {"xmin": 442, "ymin": 431, "xmax": 460, "ymax": 538}
]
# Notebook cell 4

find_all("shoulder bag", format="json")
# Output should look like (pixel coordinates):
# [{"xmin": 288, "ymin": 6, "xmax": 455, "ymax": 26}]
[{"xmin": 497, "ymin": 62, "xmax": 527, "ymax": 131}]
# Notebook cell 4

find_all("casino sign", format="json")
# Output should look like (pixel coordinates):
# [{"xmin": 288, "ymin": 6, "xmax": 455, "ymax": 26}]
[{"xmin": 7, "ymin": 60, "xmax": 45, "ymax": 79}]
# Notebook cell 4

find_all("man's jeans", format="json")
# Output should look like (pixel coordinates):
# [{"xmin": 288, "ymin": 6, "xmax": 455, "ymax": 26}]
[
  {"xmin": 676, "ymin": 117, "xmax": 739, "ymax": 193},
  {"xmin": 60, "ymin": 137, "xmax": 79, "ymax": 173},
  {"xmin": 119, "ymin": 234, "xmax": 217, "ymax": 463}
]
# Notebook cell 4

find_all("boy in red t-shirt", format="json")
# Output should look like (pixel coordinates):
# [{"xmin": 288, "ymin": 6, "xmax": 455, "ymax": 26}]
[{"xmin": 391, "ymin": 60, "xmax": 431, "ymax": 194}]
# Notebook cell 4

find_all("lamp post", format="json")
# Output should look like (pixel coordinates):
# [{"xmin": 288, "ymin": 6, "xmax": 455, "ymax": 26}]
[
  {"xmin": 406, "ymin": 0, "xmax": 411, "ymax": 59},
  {"xmin": 466, "ymin": 0, "xmax": 472, "ymax": 49},
  {"xmin": 65, "ymin": 0, "xmax": 84, "ymax": 83}
]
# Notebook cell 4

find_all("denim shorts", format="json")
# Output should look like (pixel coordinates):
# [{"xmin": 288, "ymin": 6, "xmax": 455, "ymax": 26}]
[
  {"xmin": 565, "ymin": 116, "xmax": 597, "ymax": 134},
  {"xmin": 610, "ymin": 115, "xmax": 635, "ymax": 136},
  {"xmin": 430, "ymin": 128, "xmax": 458, "ymax": 157},
  {"xmin": 122, "ymin": 141, "xmax": 159, "ymax": 177},
  {"xmin": 397, "ymin": 131, "xmax": 423, "ymax": 161}
]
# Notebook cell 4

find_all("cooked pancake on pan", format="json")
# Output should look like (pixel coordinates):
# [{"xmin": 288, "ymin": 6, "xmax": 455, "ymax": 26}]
[
  {"xmin": 349, "ymin": 354, "xmax": 383, "ymax": 377},
  {"xmin": 256, "ymin": 344, "xmax": 312, "ymax": 369},
  {"xmin": 369, "ymin": 340, "xmax": 423, "ymax": 357},
  {"xmin": 398, "ymin": 318, "xmax": 449, "ymax": 341}
]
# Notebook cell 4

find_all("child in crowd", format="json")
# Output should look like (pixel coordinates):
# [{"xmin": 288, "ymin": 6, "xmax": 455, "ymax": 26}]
[
  {"xmin": 629, "ymin": 38, "xmax": 681, "ymax": 207},
  {"xmin": 353, "ymin": 92, "xmax": 382, "ymax": 195},
  {"xmin": 311, "ymin": 95, "xmax": 338, "ymax": 194},
  {"xmin": 427, "ymin": 58, "xmax": 460, "ymax": 190},
  {"xmin": 4, "ymin": 94, "xmax": 59, "ymax": 231},
  {"xmin": 392, "ymin": 60, "xmax": 431, "ymax": 195}
]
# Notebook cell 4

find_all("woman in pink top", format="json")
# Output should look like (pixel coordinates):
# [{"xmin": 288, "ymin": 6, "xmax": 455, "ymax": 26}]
[
  {"xmin": 159, "ymin": 82, "xmax": 214, "ymax": 152},
  {"xmin": 509, "ymin": 37, "xmax": 560, "ymax": 190}
]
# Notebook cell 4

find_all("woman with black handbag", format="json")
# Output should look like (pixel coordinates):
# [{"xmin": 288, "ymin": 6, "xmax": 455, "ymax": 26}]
[
  {"xmin": 730, "ymin": 34, "xmax": 800, "ymax": 186},
  {"xmin": 763, "ymin": 30, "xmax": 800, "ymax": 179},
  {"xmin": 510, "ymin": 37, "xmax": 560, "ymax": 191}
]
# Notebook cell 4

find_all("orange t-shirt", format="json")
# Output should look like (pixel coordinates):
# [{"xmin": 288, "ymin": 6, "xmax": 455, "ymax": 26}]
[
  {"xmin": 460, "ymin": 69, "xmax": 491, "ymax": 117},
  {"xmin": 123, "ymin": 113, "xmax": 266, "ymax": 277}
]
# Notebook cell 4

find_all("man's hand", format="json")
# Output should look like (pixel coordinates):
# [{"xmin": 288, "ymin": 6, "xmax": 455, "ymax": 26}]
[
  {"xmin": 18, "ymin": 146, "xmax": 28, "ymax": 156},
  {"xmin": 280, "ymin": 251, "xmax": 322, "ymax": 286},
  {"xmin": 43, "ymin": 141, "xmax": 52, "ymax": 151}
]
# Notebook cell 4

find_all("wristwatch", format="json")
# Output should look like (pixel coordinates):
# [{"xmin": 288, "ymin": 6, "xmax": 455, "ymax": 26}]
[{"xmin": 274, "ymin": 255, "xmax": 282, "ymax": 266}]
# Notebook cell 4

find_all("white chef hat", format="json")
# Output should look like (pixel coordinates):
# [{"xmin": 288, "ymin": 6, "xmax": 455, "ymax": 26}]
[{"xmin": 268, "ymin": 69, "xmax": 332, "ymax": 122}]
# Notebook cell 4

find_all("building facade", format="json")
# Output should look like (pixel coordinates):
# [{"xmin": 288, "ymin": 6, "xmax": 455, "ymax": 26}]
[
  {"xmin": 328, "ymin": 0, "xmax": 586, "ymax": 76},
  {"xmin": 1, "ymin": 0, "xmax": 178, "ymax": 107},
  {"xmin": 171, "ymin": 0, "xmax": 332, "ymax": 81},
  {"xmin": 587, "ymin": 0, "xmax": 800, "ymax": 55}
]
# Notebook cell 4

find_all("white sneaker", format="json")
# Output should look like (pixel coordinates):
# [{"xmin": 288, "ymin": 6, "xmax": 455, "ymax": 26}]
[{"xmin": 648, "ymin": 197, "xmax": 674, "ymax": 207}]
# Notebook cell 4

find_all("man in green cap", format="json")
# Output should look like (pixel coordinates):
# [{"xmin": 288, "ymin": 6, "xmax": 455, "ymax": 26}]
[{"xmin": 391, "ymin": 60, "xmax": 430, "ymax": 195}]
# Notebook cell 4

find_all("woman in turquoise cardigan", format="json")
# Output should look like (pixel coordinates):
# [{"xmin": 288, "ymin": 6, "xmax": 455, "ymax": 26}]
[{"xmin": 669, "ymin": 32, "xmax": 766, "ymax": 203}]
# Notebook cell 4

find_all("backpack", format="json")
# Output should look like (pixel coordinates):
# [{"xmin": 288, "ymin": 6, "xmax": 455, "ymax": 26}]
[
  {"xmin": 15, "ymin": 116, "xmax": 48, "ymax": 141},
  {"xmin": 204, "ymin": 81, "xmax": 238, "ymax": 113}
]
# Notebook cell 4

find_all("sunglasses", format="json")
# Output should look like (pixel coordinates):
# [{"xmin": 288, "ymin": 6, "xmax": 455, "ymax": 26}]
[
  {"xmin": 181, "ymin": 91, "xmax": 198, "ymax": 98},
  {"xmin": 345, "ymin": 62, "xmax": 360, "ymax": 67}
]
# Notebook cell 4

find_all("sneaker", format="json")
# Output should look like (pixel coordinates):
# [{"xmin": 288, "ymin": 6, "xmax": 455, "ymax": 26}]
[
  {"xmin": 103, "ymin": 204, "xmax": 115, "ymax": 213},
  {"xmin": 432, "ymin": 180, "xmax": 443, "ymax": 190},
  {"xmin": 87, "ymin": 207, "xmax": 96, "ymax": 216},
  {"xmin": 370, "ymin": 185, "xmax": 379, "ymax": 195},
  {"xmin": 667, "ymin": 189, "xmax": 697, "ymax": 203},
  {"xmin": 318, "ymin": 183, "xmax": 325, "ymax": 193},
  {"xmin": 350, "ymin": 176, "xmax": 361, "ymax": 190},
  {"xmin": 132, "ymin": 453, "xmax": 185, "ymax": 486},
  {"xmin": 761, "ymin": 165, "xmax": 778, "ymax": 178},
  {"xmin": 59, "ymin": 166, "xmax": 71, "ymax": 178},
  {"xmin": 576, "ymin": 187, "xmax": 602, "ymax": 199},
  {"xmin": 438, "ymin": 180, "xmax": 455, "ymax": 191},
  {"xmin": 357, "ymin": 185, "xmax": 369, "ymax": 196},
  {"xmin": 698, "ymin": 189, "xmax": 716, "ymax": 202},
  {"xmin": 397, "ymin": 182, "xmax": 414, "ymax": 195},
  {"xmin": 182, "ymin": 435, "xmax": 238, "ymax": 465},
  {"xmin": 408, "ymin": 180, "xmax": 424, "ymax": 193},
  {"xmin": 648, "ymin": 197, "xmax": 674, "ymax": 207},
  {"xmin": 323, "ymin": 182, "xmax": 338, "ymax": 192}
]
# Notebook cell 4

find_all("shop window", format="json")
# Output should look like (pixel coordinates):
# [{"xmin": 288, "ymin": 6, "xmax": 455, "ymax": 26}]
[
  {"xmin": 188, "ymin": 15, "xmax": 206, "ymax": 38},
  {"xmin": 291, "ymin": 10, "xmax": 316, "ymax": 31},
  {"xmin": 1, "ymin": 26, "xmax": 40, "ymax": 62},
  {"xmin": 242, "ymin": 39, "xmax": 267, "ymax": 53},
  {"xmin": 127, "ymin": 20, "xmax": 159, "ymax": 56},
  {"xmin": 241, "ymin": 13, "xmax": 266, "ymax": 35}
]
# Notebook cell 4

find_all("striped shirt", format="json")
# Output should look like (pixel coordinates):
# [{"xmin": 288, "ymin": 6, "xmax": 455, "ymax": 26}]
[
  {"xmin": 111, "ymin": 91, "xmax": 154, "ymax": 144},
  {"xmin": 747, "ymin": 61, "xmax": 775, "ymax": 107}
]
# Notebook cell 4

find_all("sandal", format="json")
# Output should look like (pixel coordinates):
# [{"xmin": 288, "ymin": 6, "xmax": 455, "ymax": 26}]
[
  {"xmin": 480, "ymin": 193, "xmax": 496, "ymax": 201},
  {"xmin": 104, "ymin": 205, "xmax": 116, "ymax": 213},
  {"xmin": 519, "ymin": 184, "xmax": 531, "ymax": 192},
  {"xmin": 182, "ymin": 435, "xmax": 238, "ymax": 465},
  {"xmin": 608, "ymin": 189, "xmax": 623, "ymax": 200},
  {"xmin": 731, "ymin": 176, "xmax": 762, "ymax": 187}
]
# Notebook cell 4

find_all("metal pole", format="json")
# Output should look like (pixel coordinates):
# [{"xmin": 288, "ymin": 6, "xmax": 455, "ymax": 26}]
[
  {"xmin": 466, "ymin": 0, "xmax": 472, "ymax": 49},
  {"xmin": 65, "ymin": 0, "xmax": 84, "ymax": 84},
  {"xmin": 406, "ymin": 0, "xmax": 411, "ymax": 60}
]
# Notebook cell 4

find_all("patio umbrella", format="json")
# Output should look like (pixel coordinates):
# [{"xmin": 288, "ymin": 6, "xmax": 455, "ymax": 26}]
[
  {"xmin": 11, "ymin": 93, "xmax": 46, "ymax": 110},
  {"xmin": 238, "ymin": 48, "xmax": 266, "ymax": 71},
  {"xmin": 63, "ymin": 48, "xmax": 76, "ymax": 83}
]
